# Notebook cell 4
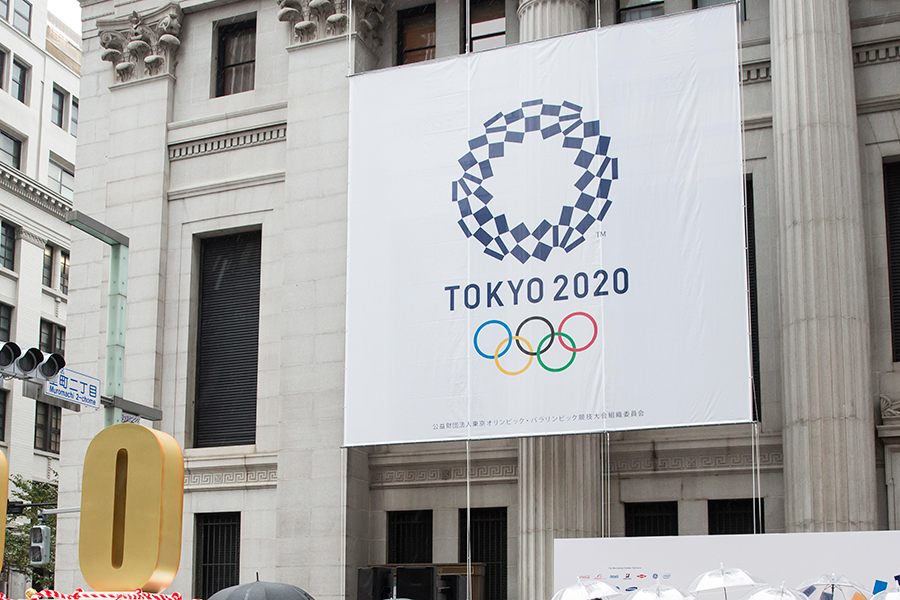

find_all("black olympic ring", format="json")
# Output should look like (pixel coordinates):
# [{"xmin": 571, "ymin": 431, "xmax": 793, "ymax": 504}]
[{"xmin": 515, "ymin": 316, "xmax": 555, "ymax": 356}]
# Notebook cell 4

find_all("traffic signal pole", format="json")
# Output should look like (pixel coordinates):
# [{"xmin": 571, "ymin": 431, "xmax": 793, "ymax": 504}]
[{"xmin": 65, "ymin": 211, "xmax": 129, "ymax": 428}]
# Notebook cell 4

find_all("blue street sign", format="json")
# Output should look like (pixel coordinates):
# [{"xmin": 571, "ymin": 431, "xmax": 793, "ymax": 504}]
[{"xmin": 44, "ymin": 368, "xmax": 101, "ymax": 409}]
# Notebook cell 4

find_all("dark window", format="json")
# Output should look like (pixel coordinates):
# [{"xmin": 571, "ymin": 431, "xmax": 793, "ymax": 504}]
[
  {"xmin": 459, "ymin": 508, "xmax": 507, "ymax": 600},
  {"xmin": 746, "ymin": 175, "xmax": 760, "ymax": 420},
  {"xmin": 60, "ymin": 250, "xmax": 69, "ymax": 294},
  {"xmin": 388, "ymin": 510, "xmax": 433, "ymax": 563},
  {"xmin": 34, "ymin": 401, "xmax": 61, "ymax": 453},
  {"xmin": 624, "ymin": 501, "xmax": 678, "ymax": 536},
  {"xmin": 0, "ymin": 221, "xmax": 15, "ymax": 269},
  {"xmin": 617, "ymin": 0, "xmax": 663, "ymax": 22},
  {"xmin": 195, "ymin": 513, "xmax": 241, "ymax": 599},
  {"xmin": 0, "ymin": 390, "xmax": 6, "ymax": 442},
  {"xmin": 40, "ymin": 319, "xmax": 65, "ymax": 355},
  {"xmin": 70, "ymin": 98, "xmax": 78, "ymax": 137},
  {"xmin": 12, "ymin": 0, "xmax": 30, "ymax": 35},
  {"xmin": 1, "ymin": 131, "xmax": 21, "ymax": 170},
  {"xmin": 42, "ymin": 244, "xmax": 53, "ymax": 287},
  {"xmin": 0, "ymin": 302, "xmax": 11, "ymax": 341},
  {"xmin": 470, "ymin": 0, "xmax": 504, "ymax": 52},
  {"xmin": 216, "ymin": 19, "xmax": 256, "ymax": 97},
  {"xmin": 49, "ymin": 160, "xmax": 74, "ymax": 200},
  {"xmin": 886, "ymin": 162, "xmax": 900, "ymax": 363},
  {"xmin": 708, "ymin": 499, "xmax": 764, "ymax": 534},
  {"xmin": 0, "ymin": 49, "xmax": 6, "ymax": 87},
  {"xmin": 397, "ymin": 4, "xmax": 435, "ymax": 65},
  {"xmin": 694, "ymin": 0, "xmax": 745, "ymax": 20},
  {"xmin": 195, "ymin": 231, "xmax": 261, "ymax": 448},
  {"xmin": 11, "ymin": 60, "xmax": 26, "ymax": 103},
  {"xmin": 51, "ymin": 88, "xmax": 65, "ymax": 128}
]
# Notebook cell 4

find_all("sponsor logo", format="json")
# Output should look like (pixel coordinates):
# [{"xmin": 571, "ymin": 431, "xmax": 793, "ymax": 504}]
[{"xmin": 452, "ymin": 99, "xmax": 618, "ymax": 264}]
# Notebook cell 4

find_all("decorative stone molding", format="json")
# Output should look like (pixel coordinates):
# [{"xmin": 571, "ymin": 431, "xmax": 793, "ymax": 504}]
[
  {"xmin": 612, "ymin": 448, "xmax": 783, "ymax": 476},
  {"xmin": 882, "ymin": 395, "xmax": 900, "ymax": 419},
  {"xmin": 0, "ymin": 164, "xmax": 71, "ymax": 220},
  {"xmin": 277, "ymin": 0, "xmax": 383, "ymax": 47},
  {"xmin": 742, "ymin": 61, "xmax": 771, "ymax": 85},
  {"xmin": 185, "ymin": 461, "xmax": 278, "ymax": 491},
  {"xmin": 370, "ymin": 456, "xmax": 518, "ymax": 488},
  {"xmin": 168, "ymin": 124, "xmax": 287, "ymax": 161},
  {"xmin": 854, "ymin": 40, "xmax": 900, "ymax": 67},
  {"xmin": 97, "ymin": 3, "xmax": 183, "ymax": 84},
  {"xmin": 17, "ymin": 228, "xmax": 48, "ymax": 248}
]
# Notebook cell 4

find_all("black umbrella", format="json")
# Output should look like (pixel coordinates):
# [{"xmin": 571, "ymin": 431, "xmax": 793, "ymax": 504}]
[{"xmin": 207, "ymin": 580, "xmax": 316, "ymax": 600}]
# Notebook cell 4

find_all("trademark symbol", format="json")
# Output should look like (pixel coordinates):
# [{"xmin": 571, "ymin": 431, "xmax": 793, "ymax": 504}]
[{"xmin": 597, "ymin": 231, "xmax": 607, "ymax": 238}]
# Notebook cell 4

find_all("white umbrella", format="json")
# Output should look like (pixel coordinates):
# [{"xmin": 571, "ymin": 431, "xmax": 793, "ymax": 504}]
[
  {"xmin": 688, "ymin": 565, "xmax": 766, "ymax": 600},
  {"xmin": 552, "ymin": 579, "xmax": 624, "ymax": 600},
  {"xmin": 870, "ymin": 589, "xmax": 900, "ymax": 600},
  {"xmin": 624, "ymin": 583, "xmax": 696, "ymax": 600},
  {"xmin": 797, "ymin": 575, "xmax": 870, "ymax": 600},
  {"xmin": 744, "ymin": 585, "xmax": 813, "ymax": 600}
]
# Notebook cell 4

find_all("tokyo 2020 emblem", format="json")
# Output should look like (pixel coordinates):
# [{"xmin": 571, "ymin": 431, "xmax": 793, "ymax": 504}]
[{"xmin": 452, "ymin": 99, "xmax": 618, "ymax": 264}]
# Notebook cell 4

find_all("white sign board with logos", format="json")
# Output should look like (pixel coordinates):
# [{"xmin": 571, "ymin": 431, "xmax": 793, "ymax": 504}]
[
  {"xmin": 345, "ymin": 5, "xmax": 749, "ymax": 445},
  {"xmin": 554, "ymin": 532, "xmax": 900, "ymax": 596},
  {"xmin": 44, "ymin": 368, "xmax": 101, "ymax": 409}
]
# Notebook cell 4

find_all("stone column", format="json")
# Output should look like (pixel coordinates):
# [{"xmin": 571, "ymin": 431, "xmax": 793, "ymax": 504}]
[
  {"xmin": 516, "ymin": 0, "xmax": 589, "ymax": 43},
  {"xmin": 519, "ymin": 434, "xmax": 601, "ymax": 600},
  {"xmin": 770, "ymin": 0, "xmax": 877, "ymax": 531}
]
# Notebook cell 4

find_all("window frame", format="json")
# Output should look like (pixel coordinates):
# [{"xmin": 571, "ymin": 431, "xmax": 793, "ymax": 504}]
[
  {"xmin": 70, "ymin": 97, "xmax": 79, "ymax": 137},
  {"xmin": 1, "ymin": 130, "xmax": 22, "ymax": 170},
  {"xmin": 397, "ymin": 4, "xmax": 436, "ymax": 65},
  {"xmin": 469, "ymin": 0, "xmax": 505, "ymax": 52},
  {"xmin": 459, "ymin": 507, "xmax": 507, "ymax": 600},
  {"xmin": 214, "ymin": 18, "xmax": 257, "ymax": 98},
  {"xmin": 11, "ymin": 59, "xmax": 27, "ymax": 104},
  {"xmin": 42, "ymin": 243, "xmax": 54, "ymax": 287},
  {"xmin": 48, "ymin": 159, "xmax": 75, "ymax": 200},
  {"xmin": 12, "ymin": 0, "xmax": 31, "ymax": 36},
  {"xmin": 60, "ymin": 249, "xmax": 70, "ymax": 294},
  {"xmin": 0, "ymin": 220, "xmax": 16, "ymax": 270},
  {"xmin": 0, "ymin": 48, "xmax": 6, "ymax": 91},
  {"xmin": 387, "ymin": 509, "xmax": 433, "ymax": 564},
  {"xmin": 34, "ymin": 401, "xmax": 61, "ymax": 454},
  {"xmin": 194, "ymin": 512, "xmax": 241, "ymax": 600},
  {"xmin": 883, "ymin": 160, "xmax": 900, "ymax": 363},
  {"xmin": 0, "ymin": 302, "xmax": 11, "ymax": 341},
  {"xmin": 51, "ymin": 87, "xmax": 67, "ymax": 128},
  {"xmin": 624, "ymin": 501, "xmax": 679, "ymax": 537},
  {"xmin": 616, "ymin": 0, "xmax": 664, "ymax": 23},
  {"xmin": 0, "ymin": 0, "xmax": 8, "ymax": 22},
  {"xmin": 693, "ymin": 0, "xmax": 745, "ymax": 20},
  {"xmin": 39, "ymin": 318, "xmax": 65, "ymax": 355},
  {"xmin": 708, "ymin": 498, "xmax": 764, "ymax": 534}
]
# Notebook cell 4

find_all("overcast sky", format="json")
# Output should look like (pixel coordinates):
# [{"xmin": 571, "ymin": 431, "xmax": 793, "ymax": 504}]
[{"xmin": 47, "ymin": 0, "xmax": 82, "ymax": 32}]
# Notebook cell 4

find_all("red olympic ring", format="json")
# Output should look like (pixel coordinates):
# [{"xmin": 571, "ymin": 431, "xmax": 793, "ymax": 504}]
[{"xmin": 557, "ymin": 312, "xmax": 598, "ymax": 352}]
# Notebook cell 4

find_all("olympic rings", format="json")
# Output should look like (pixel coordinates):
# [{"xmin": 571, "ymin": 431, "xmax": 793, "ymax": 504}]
[{"xmin": 473, "ymin": 312, "xmax": 598, "ymax": 375}]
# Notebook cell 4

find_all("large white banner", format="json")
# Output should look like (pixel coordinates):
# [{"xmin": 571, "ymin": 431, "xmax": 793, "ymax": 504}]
[
  {"xmin": 345, "ymin": 6, "xmax": 750, "ymax": 446},
  {"xmin": 554, "ymin": 532, "xmax": 900, "ymax": 595}
]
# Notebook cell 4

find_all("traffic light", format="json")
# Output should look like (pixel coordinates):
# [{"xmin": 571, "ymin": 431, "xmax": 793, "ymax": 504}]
[
  {"xmin": 29, "ymin": 525, "xmax": 51, "ymax": 567},
  {"xmin": 0, "ymin": 343, "xmax": 65, "ymax": 383}
]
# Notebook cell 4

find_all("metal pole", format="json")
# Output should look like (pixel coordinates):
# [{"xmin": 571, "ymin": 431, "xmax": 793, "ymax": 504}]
[{"xmin": 104, "ymin": 243, "xmax": 127, "ymax": 427}]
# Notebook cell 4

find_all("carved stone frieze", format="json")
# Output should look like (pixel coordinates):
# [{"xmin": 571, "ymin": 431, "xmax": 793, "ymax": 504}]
[
  {"xmin": 17, "ymin": 228, "xmax": 47, "ymax": 248},
  {"xmin": 370, "ymin": 458, "xmax": 518, "ymax": 488},
  {"xmin": 184, "ymin": 452, "xmax": 278, "ymax": 491},
  {"xmin": 97, "ymin": 3, "xmax": 183, "ymax": 84},
  {"xmin": 278, "ymin": 0, "xmax": 383, "ymax": 48},
  {"xmin": 882, "ymin": 394, "xmax": 900, "ymax": 420}
]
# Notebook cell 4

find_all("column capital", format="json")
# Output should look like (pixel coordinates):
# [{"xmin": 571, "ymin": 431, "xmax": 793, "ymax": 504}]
[
  {"xmin": 516, "ymin": 0, "xmax": 590, "ymax": 43},
  {"xmin": 16, "ymin": 227, "xmax": 47, "ymax": 249},
  {"xmin": 97, "ymin": 3, "xmax": 183, "ymax": 85},
  {"xmin": 277, "ymin": 0, "xmax": 384, "ymax": 48}
]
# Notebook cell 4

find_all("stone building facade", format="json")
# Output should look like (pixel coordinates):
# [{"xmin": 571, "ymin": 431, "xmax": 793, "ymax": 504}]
[{"xmin": 56, "ymin": 0, "xmax": 900, "ymax": 600}]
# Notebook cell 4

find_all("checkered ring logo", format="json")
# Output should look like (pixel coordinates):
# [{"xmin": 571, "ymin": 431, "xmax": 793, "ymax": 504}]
[{"xmin": 452, "ymin": 99, "xmax": 618, "ymax": 264}]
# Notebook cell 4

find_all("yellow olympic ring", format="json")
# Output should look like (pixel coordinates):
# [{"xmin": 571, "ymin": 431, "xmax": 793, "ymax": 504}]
[{"xmin": 494, "ymin": 336, "xmax": 534, "ymax": 376}]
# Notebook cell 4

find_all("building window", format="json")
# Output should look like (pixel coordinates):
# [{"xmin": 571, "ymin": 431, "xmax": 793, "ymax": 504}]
[
  {"xmin": 12, "ymin": 0, "xmax": 30, "ymax": 35},
  {"xmin": 397, "ymin": 4, "xmax": 435, "ymax": 65},
  {"xmin": 617, "ymin": 0, "xmax": 663, "ymax": 22},
  {"xmin": 195, "ymin": 231, "xmax": 260, "ymax": 448},
  {"xmin": 459, "ymin": 508, "xmax": 507, "ymax": 600},
  {"xmin": 0, "ymin": 221, "xmax": 15, "ymax": 270},
  {"xmin": 708, "ymin": 499, "xmax": 763, "ymax": 534},
  {"xmin": 42, "ymin": 244, "xmax": 53, "ymax": 287},
  {"xmin": 34, "ymin": 401, "xmax": 61, "ymax": 454},
  {"xmin": 388, "ymin": 510, "xmax": 433, "ymax": 563},
  {"xmin": 0, "ymin": 302, "xmax": 11, "ymax": 341},
  {"xmin": 60, "ymin": 250, "xmax": 69, "ymax": 294},
  {"xmin": 39, "ymin": 319, "xmax": 65, "ymax": 355},
  {"xmin": 746, "ymin": 175, "xmax": 760, "ymax": 419},
  {"xmin": 70, "ymin": 98, "xmax": 78, "ymax": 137},
  {"xmin": 11, "ymin": 59, "xmax": 26, "ymax": 103},
  {"xmin": 215, "ymin": 19, "xmax": 256, "ymax": 97},
  {"xmin": 1, "ymin": 131, "xmax": 21, "ymax": 170},
  {"xmin": 51, "ymin": 87, "xmax": 66, "ymax": 128},
  {"xmin": 0, "ymin": 49, "xmax": 6, "ymax": 88},
  {"xmin": 885, "ymin": 161, "xmax": 900, "ymax": 362},
  {"xmin": 694, "ymin": 0, "xmax": 745, "ymax": 19},
  {"xmin": 0, "ymin": 0, "xmax": 8, "ymax": 22},
  {"xmin": 624, "ymin": 501, "xmax": 678, "ymax": 536},
  {"xmin": 470, "ymin": 0, "xmax": 505, "ymax": 51},
  {"xmin": 49, "ymin": 160, "xmax": 74, "ymax": 200},
  {"xmin": 195, "ymin": 513, "xmax": 241, "ymax": 600}
]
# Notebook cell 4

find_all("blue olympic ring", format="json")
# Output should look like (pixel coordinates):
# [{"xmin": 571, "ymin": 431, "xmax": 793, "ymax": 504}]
[{"xmin": 474, "ymin": 320, "xmax": 512, "ymax": 359}]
